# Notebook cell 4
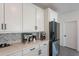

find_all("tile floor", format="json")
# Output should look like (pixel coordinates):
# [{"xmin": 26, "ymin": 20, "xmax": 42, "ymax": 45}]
[{"xmin": 59, "ymin": 46, "xmax": 79, "ymax": 56}]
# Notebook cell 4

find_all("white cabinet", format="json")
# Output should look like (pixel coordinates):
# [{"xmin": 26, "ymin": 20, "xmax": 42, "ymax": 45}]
[
  {"xmin": 23, "ymin": 3, "xmax": 44, "ymax": 32},
  {"xmin": 5, "ymin": 3, "xmax": 22, "ymax": 33},
  {"xmin": 23, "ymin": 3, "xmax": 36, "ymax": 32},
  {"xmin": 23, "ymin": 45, "xmax": 39, "ymax": 56},
  {"xmin": 23, "ymin": 41, "xmax": 49, "ymax": 56},
  {"xmin": 0, "ymin": 4, "xmax": 4, "ymax": 33},
  {"xmin": 39, "ymin": 41, "xmax": 49, "ymax": 56},
  {"xmin": 0, "ymin": 3, "xmax": 22, "ymax": 33},
  {"xmin": 36, "ymin": 6, "xmax": 44, "ymax": 32},
  {"xmin": 0, "ymin": 3, "xmax": 44, "ymax": 33},
  {"xmin": 26, "ymin": 49, "xmax": 39, "ymax": 56}
]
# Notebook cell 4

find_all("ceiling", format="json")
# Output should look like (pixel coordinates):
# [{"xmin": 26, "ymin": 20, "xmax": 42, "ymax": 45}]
[{"xmin": 34, "ymin": 3, "xmax": 79, "ymax": 14}]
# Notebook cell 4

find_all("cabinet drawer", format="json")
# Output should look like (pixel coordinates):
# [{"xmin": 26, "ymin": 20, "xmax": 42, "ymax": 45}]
[
  {"xmin": 39, "ymin": 41, "xmax": 49, "ymax": 56},
  {"xmin": 23, "ymin": 45, "xmax": 39, "ymax": 55},
  {"xmin": 23, "ymin": 3, "xmax": 36, "ymax": 32},
  {"xmin": 40, "ymin": 46, "xmax": 48, "ymax": 56},
  {"xmin": 40, "ymin": 42, "xmax": 48, "ymax": 47},
  {"xmin": 23, "ymin": 49, "xmax": 39, "ymax": 56},
  {"xmin": 23, "ymin": 48, "xmax": 31, "ymax": 55}
]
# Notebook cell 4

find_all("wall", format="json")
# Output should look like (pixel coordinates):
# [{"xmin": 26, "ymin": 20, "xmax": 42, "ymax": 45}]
[
  {"xmin": 59, "ymin": 10, "xmax": 79, "ymax": 51},
  {"xmin": 58, "ymin": 17, "xmax": 64, "ymax": 46},
  {"xmin": 48, "ymin": 8, "xmax": 58, "ymax": 22}
]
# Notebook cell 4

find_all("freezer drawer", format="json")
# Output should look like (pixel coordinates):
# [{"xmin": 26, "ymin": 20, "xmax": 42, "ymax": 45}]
[{"xmin": 52, "ymin": 40, "xmax": 60, "ymax": 56}]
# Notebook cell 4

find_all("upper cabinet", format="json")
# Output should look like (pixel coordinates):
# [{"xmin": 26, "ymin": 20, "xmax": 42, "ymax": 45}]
[
  {"xmin": 23, "ymin": 4, "xmax": 44, "ymax": 32},
  {"xmin": 0, "ymin": 3, "xmax": 44, "ymax": 33},
  {"xmin": 23, "ymin": 3, "xmax": 36, "ymax": 32},
  {"xmin": 36, "ymin": 6, "xmax": 44, "ymax": 32},
  {"xmin": 5, "ymin": 3, "xmax": 22, "ymax": 33},
  {"xmin": 0, "ymin": 4, "xmax": 4, "ymax": 33},
  {"xmin": 0, "ymin": 3, "xmax": 22, "ymax": 33}
]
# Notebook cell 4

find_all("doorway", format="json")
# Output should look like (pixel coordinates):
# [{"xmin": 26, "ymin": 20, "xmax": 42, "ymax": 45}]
[{"xmin": 64, "ymin": 21, "xmax": 77, "ymax": 49}]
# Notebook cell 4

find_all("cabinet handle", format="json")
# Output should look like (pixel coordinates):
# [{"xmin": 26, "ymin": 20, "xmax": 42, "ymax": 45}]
[
  {"xmin": 35, "ymin": 26, "xmax": 37, "ymax": 30},
  {"xmin": 1, "ymin": 24, "xmax": 3, "ymax": 30},
  {"xmin": 5, "ymin": 24, "xmax": 6, "ymax": 30},
  {"xmin": 44, "ymin": 44, "xmax": 47, "ymax": 45},
  {"xmin": 38, "ymin": 50, "xmax": 41, "ymax": 55},
  {"xmin": 30, "ymin": 48, "xmax": 35, "ymax": 51}
]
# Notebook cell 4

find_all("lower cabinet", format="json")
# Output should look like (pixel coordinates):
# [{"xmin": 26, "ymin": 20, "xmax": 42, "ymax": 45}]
[
  {"xmin": 23, "ymin": 41, "xmax": 49, "ymax": 56},
  {"xmin": 39, "ymin": 42, "xmax": 49, "ymax": 56},
  {"xmin": 25, "ymin": 49, "xmax": 39, "ymax": 56},
  {"xmin": 23, "ymin": 45, "xmax": 39, "ymax": 56}
]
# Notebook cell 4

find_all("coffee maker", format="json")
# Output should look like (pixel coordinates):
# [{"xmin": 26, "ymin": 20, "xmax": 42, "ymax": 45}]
[{"xmin": 22, "ymin": 33, "xmax": 33, "ymax": 44}]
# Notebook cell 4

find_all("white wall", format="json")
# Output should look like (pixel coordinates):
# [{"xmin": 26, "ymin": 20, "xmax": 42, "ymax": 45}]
[
  {"xmin": 58, "ymin": 16, "xmax": 64, "ymax": 46},
  {"xmin": 59, "ymin": 10, "xmax": 79, "ymax": 51}
]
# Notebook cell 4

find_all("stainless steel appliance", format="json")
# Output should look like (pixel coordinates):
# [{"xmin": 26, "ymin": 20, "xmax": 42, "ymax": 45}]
[{"xmin": 49, "ymin": 21, "xmax": 60, "ymax": 56}]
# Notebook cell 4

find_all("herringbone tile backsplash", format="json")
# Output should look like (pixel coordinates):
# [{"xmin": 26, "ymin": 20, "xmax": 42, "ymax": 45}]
[
  {"xmin": 0, "ymin": 33, "xmax": 22, "ymax": 44},
  {"xmin": 0, "ymin": 32, "xmax": 40, "ymax": 44}
]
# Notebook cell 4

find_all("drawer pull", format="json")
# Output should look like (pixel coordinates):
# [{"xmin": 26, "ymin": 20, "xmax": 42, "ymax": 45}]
[
  {"xmin": 1, "ymin": 24, "xmax": 3, "ymax": 30},
  {"xmin": 44, "ymin": 44, "xmax": 47, "ymax": 45},
  {"xmin": 38, "ymin": 50, "xmax": 41, "ymax": 55},
  {"xmin": 30, "ymin": 48, "xmax": 35, "ymax": 51},
  {"xmin": 5, "ymin": 24, "xmax": 6, "ymax": 30}
]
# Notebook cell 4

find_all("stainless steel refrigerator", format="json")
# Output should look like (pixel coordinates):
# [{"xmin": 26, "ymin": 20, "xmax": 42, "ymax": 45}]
[{"xmin": 49, "ymin": 21, "xmax": 60, "ymax": 56}]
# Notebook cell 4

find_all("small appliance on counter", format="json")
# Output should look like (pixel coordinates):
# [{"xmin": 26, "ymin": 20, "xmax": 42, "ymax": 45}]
[
  {"xmin": 32, "ymin": 33, "xmax": 37, "ymax": 42},
  {"xmin": 22, "ymin": 33, "xmax": 37, "ymax": 44},
  {"xmin": 39, "ymin": 32, "xmax": 46, "ymax": 40},
  {"xmin": 0, "ymin": 43, "xmax": 11, "ymax": 48},
  {"xmin": 22, "ymin": 33, "xmax": 32, "ymax": 44},
  {"xmin": 32, "ymin": 35, "xmax": 36, "ymax": 42}
]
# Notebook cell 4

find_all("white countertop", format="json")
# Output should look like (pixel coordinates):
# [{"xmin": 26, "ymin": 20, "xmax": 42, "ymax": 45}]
[{"xmin": 0, "ymin": 39, "xmax": 49, "ymax": 56}]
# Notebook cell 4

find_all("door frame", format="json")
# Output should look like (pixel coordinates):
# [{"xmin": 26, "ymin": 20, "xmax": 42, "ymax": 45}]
[{"xmin": 63, "ymin": 20, "xmax": 78, "ymax": 50}]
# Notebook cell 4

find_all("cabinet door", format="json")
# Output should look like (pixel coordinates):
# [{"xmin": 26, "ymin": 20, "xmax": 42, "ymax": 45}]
[
  {"xmin": 39, "ymin": 43, "xmax": 48, "ymax": 56},
  {"xmin": 0, "ymin": 4, "xmax": 4, "ymax": 33},
  {"xmin": 23, "ymin": 3, "xmax": 36, "ymax": 32},
  {"xmin": 36, "ymin": 7, "xmax": 44, "ymax": 32},
  {"xmin": 5, "ymin": 3, "xmax": 22, "ymax": 33}
]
